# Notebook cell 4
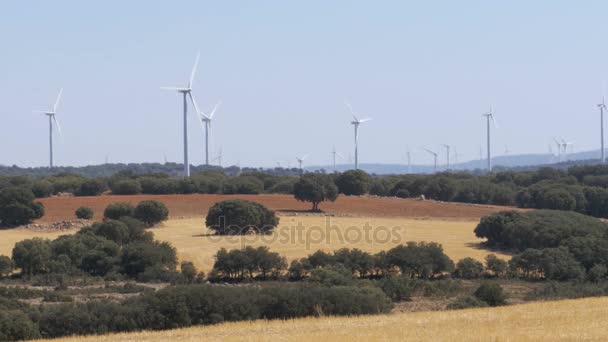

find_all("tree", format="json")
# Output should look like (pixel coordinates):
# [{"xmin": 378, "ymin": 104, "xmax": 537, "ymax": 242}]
[
  {"xmin": 0, "ymin": 255, "xmax": 13, "ymax": 276},
  {"xmin": 120, "ymin": 241, "xmax": 177, "ymax": 278},
  {"xmin": 386, "ymin": 242, "xmax": 454, "ymax": 279},
  {"xmin": 31, "ymin": 180, "xmax": 54, "ymax": 198},
  {"xmin": 92, "ymin": 220, "xmax": 131, "ymax": 245},
  {"xmin": 205, "ymin": 200, "xmax": 278, "ymax": 235},
  {"xmin": 12, "ymin": 238, "xmax": 52, "ymax": 276},
  {"xmin": 76, "ymin": 179, "xmax": 106, "ymax": 196},
  {"xmin": 109, "ymin": 179, "xmax": 141, "ymax": 195},
  {"xmin": 454, "ymin": 257, "xmax": 484, "ymax": 279},
  {"xmin": 293, "ymin": 174, "xmax": 338, "ymax": 211},
  {"xmin": 473, "ymin": 282, "xmax": 506, "ymax": 306},
  {"xmin": 0, "ymin": 187, "xmax": 45, "ymax": 227},
  {"xmin": 104, "ymin": 202, "xmax": 134, "ymax": 220},
  {"xmin": 133, "ymin": 200, "xmax": 169, "ymax": 227},
  {"xmin": 485, "ymin": 254, "xmax": 508, "ymax": 277},
  {"xmin": 181, "ymin": 261, "xmax": 198, "ymax": 283},
  {"xmin": 0, "ymin": 310, "xmax": 40, "ymax": 341},
  {"xmin": 75, "ymin": 206, "xmax": 94, "ymax": 220},
  {"xmin": 335, "ymin": 170, "xmax": 371, "ymax": 196}
]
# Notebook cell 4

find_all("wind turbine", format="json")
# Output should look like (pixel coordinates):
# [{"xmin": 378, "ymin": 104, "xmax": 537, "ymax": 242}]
[
  {"xmin": 332, "ymin": 146, "xmax": 344, "ymax": 172},
  {"xmin": 190, "ymin": 95, "xmax": 221, "ymax": 166},
  {"xmin": 598, "ymin": 91, "xmax": 607, "ymax": 163},
  {"xmin": 552, "ymin": 137, "xmax": 562, "ymax": 162},
  {"xmin": 213, "ymin": 147, "xmax": 223, "ymax": 167},
  {"xmin": 33, "ymin": 88, "xmax": 63, "ymax": 168},
  {"xmin": 441, "ymin": 144, "xmax": 450, "ymax": 170},
  {"xmin": 482, "ymin": 105, "xmax": 496, "ymax": 172},
  {"xmin": 345, "ymin": 102, "xmax": 372, "ymax": 170},
  {"xmin": 406, "ymin": 147, "xmax": 412, "ymax": 174},
  {"xmin": 423, "ymin": 148, "xmax": 438, "ymax": 173},
  {"xmin": 161, "ymin": 51, "xmax": 200, "ymax": 177},
  {"xmin": 296, "ymin": 154, "xmax": 309, "ymax": 172}
]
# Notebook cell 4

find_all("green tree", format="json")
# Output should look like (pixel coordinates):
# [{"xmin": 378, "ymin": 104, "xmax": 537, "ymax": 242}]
[
  {"xmin": 12, "ymin": 238, "xmax": 52, "ymax": 276},
  {"xmin": 75, "ymin": 206, "xmax": 94, "ymax": 220},
  {"xmin": 133, "ymin": 200, "xmax": 169, "ymax": 227},
  {"xmin": 0, "ymin": 255, "xmax": 13, "ymax": 276},
  {"xmin": 205, "ymin": 200, "xmax": 278, "ymax": 235},
  {"xmin": 181, "ymin": 261, "xmax": 197, "ymax": 283},
  {"xmin": 473, "ymin": 282, "xmax": 506, "ymax": 306},
  {"xmin": 0, "ymin": 187, "xmax": 45, "ymax": 227},
  {"xmin": 103, "ymin": 202, "xmax": 134, "ymax": 220},
  {"xmin": 454, "ymin": 257, "xmax": 484, "ymax": 279},
  {"xmin": 293, "ymin": 173, "xmax": 338, "ymax": 211},
  {"xmin": 335, "ymin": 170, "xmax": 372, "ymax": 196},
  {"xmin": 485, "ymin": 254, "xmax": 508, "ymax": 277}
]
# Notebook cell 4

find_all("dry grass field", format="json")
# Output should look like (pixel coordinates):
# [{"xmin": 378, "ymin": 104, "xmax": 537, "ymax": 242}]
[
  {"xmin": 45, "ymin": 296, "xmax": 608, "ymax": 342},
  {"xmin": 152, "ymin": 216, "xmax": 507, "ymax": 272}
]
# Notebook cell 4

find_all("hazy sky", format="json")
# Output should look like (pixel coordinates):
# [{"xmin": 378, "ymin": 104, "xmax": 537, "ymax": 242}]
[{"xmin": 2, "ymin": 1, "xmax": 608, "ymax": 168}]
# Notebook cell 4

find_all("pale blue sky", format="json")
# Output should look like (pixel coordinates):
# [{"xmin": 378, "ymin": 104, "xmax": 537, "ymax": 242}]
[{"xmin": 1, "ymin": 1, "xmax": 608, "ymax": 168}]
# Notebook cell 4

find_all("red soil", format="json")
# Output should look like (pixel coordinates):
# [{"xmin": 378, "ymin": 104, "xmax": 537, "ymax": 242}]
[{"xmin": 36, "ymin": 194, "xmax": 517, "ymax": 223}]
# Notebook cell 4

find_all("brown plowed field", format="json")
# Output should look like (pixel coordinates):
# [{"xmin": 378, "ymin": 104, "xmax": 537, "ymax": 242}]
[{"xmin": 37, "ymin": 194, "xmax": 518, "ymax": 223}]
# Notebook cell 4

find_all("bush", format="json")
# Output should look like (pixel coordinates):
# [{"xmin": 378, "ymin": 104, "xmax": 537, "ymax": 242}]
[
  {"xmin": 454, "ymin": 257, "xmax": 484, "ymax": 279},
  {"xmin": 0, "ymin": 255, "xmax": 13, "ymax": 276},
  {"xmin": 76, "ymin": 179, "xmax": 105, "ymax": 196},
  {"xmin": 293, "ymin": 174, "xmax": 338, "ymax": 211},
  {"xmin": 12, "ymin": 238, "xmax": 52, "ymax": 276},
  {"xmin": 376, "ymin": 275, "xmax": 418, "ymax": 301},
  {"xmin": 120, "ymin": 241, "xmax": 177, "ymax": 279},
  {"xmin": 473, "ymin": 282, "xmax": 506, "ymax": 306},
  {"xmin": 307, "ymin": 265, "xmax": 355, "ymax": 286},
  {"xmin": 0, "ymin": 187, "xmax": 45, "ymax": 227},
  {"xmin": 335, "ymin": 170, "xmax": 372, "ymax": 196},
  {"xmin": 0, "ymin": 310, "xmax": 40, "ymax": 341},
  {"xmin": 75, "ymin": 206, "xmax": 94, "ymax": 220},
  {"xmin": 211, "ymin": 246, "xmax": 286, "ymax": 280},
  {"xmin": 104, "ymin": 202, "xmax": 134, "ymax": 220},
  {"xmin": 447, "ymin": 296, "xmax": 489, "ymax": 310},
  {"xmin": 31, "ymin": 180, "xmax": 54, "ymax": 198},
  {"xmin": 205, "ymin": 200, "xmax": 278, "ymax": 235},
  {"xmin": 180, "ymin": 261, "xmax": 198, "ymax": 283},
  {"xmin": 485, "ymin": 254, "xmax": 508, "ymax": 277},
  {"xmin": 91, "ymin": 220, "xmax": 131, "ymax": 245},
  {"xmin": 385, "ymin": 242, "xmax": 454, "ymax": 279},
  {"xmin": 395, "ymin": 189, "xmax": 410, "ymax": 198},
  {"xmin": 110, "ymin": 179, "xmax": 141, "ymax": 195},
  {"xmin": 133, "ymin": 200, "xmax": 169, "ymax": 227}
]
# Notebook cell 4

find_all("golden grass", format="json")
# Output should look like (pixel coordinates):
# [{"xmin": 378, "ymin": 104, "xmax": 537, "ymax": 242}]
[
  {"xmin": 45, "ymin": 296, "xmax": 608, "ymax": 341},
  {"xmin": 152, "ymin": 216, "xmax": 505, "ymax": 272},
  {"xmin": 0, "ymin": 216, "xmax": 504, "ymax": 271}
]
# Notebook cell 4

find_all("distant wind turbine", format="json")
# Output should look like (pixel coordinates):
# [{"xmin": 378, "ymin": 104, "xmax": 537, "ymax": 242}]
[
  {"xmin": 161, "ymin": 51, "xmax": 200, "ymax": 177},
  {"xmin": 552, "ymin": 137, "xmax": 563, "ymax": 162},
  {"xmin": 482, "ymin": 105, "xmax": 497, "ymax": 171},
  {"xmin": 33, "ymin": 88, "xmax": 63, "ymax": 168},
  {"xmin": 441, "ymin": 144, "xmax": 450, "ymax": 170},
  {"xmin": 213, "ymin": 147, "xmax": 223, "ymax": 167},
  {"xmin": 423, "ymin": 148, "xmax": 438, "ymax": 173},
  {"xmin": 296, "ymin": 154, "xmax": 309, "ymax": 172},
  {"xmin": 190, "ymin": 95, "xmax": 221, "ymax": 166},
  {"xmin": 598, "ymin": 88, "xmax": 607, "ymax": 163},
  {"xmin": 345, "ymin": 102, "xmax": 372, "ymax": 170},
  {"xmin": 332, "ymin": 146, "xmax": 344, "ymax": 172},
  {"xmin": 406, "ymin": 147, "xmax": 412, "ymax": 174}
]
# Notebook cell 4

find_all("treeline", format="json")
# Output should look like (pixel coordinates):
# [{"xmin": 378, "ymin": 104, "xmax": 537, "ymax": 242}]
[{"xmin": 476, "ymin": 210, "xmax": 608, "ymax": 281}]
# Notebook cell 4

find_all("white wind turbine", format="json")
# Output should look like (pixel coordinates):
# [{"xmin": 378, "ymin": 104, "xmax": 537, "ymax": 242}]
[
  {"xmin": 296, "ymin": 154, "xmax": 309, "ymax": 172},
  {"xmin": 441, "ymin": 144, "xmax": 450, "ymax": 170},
  {"xmin": 482, "ymin": 105, "xmax": 497, "ymax": 171},
  {"xmin": 213, "ymin": 146, "xmax": 224, "ymax": 167},
  {"xmin": 161, "ymin": 52, "xmax": 200, "ymax": 177},
  {"xmin": 552, "ymin": 137, "xmax": 563, "ymax": 162},
  {"xmin": 345, "ymin": 102, "xmax": 372, "ymax": 170},
  {"xmin": 332, "ymin": 146, "xmax": 344, "ymax": 172},
  {"xmin": 190, "ymin": 95, "xmax": 221, "ymax": 166},
  {"xmin": 423, "ymin": 148, "xmax": 438, "ymax": 173},
  {"xmin": 33, "ymin": 88, "xmax": 63, "ymax": 168},
  {"xmin": 598, "ymin": 86, "xmax": 607, "ymax": 163}
]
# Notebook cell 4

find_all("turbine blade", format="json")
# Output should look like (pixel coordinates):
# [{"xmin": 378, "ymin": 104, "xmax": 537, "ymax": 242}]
[
  {"xmin": 345, "ymin": 101, "xmax": 359, "ymax": 121},
  {"xmin": 188, "ymin": 51, "xmax": 200, "ymax": 89},
  {"xmin": 188, "ymin": 92, "xmax": 206, "ymax": 132},
  {"xmin": 33, "ymin": 110, "xmax": 50, "ymax": 114},
  {"xmin": 52, "ymin": 115, "xmax": 62, "ymax": 137},
  {"xmin": 160, "ymin": 86, "xmax": 183, "ymax": 91},
  {"xmin": 209, "ymin": 100, "xmax": 222, "ymax": 119},
  {"xmin": 53, "ymin": 88, "xmax": 63, "ymax": 113},
  {"xmin": 359, "ymin": 118, "xmax": 372, "ymax": 123}
]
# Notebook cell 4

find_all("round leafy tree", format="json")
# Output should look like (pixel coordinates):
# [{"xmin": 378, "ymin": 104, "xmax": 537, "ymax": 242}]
[
  {"xmin": 0, "ymin": 187, "xmax": 45, "ymax": 227},
  {"xmin": 103, "ymin": 202, "xmax": 134, "ymax": 220},
  {"xmin": 335, "ymin": 169, "xmax": 372, "ymax": 196},
  {"xmin": 75, "ymin": 206, "xmax": 94, "ymax": 220},
  {"xmin": 134, "ymin": 200, "xmax": 169, "ymax": 227},
  {"xmin": 205, "ymin": 199, "xmax": 278, "ymax": 235},
  {"xmin": 293, "ymin": 174, "xmax": 338, "ymax": 211}
]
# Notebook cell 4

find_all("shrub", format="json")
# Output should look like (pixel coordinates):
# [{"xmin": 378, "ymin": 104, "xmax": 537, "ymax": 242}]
[
  {"xmin": 110, "ymin": 179, "xmax": 141, "ymax": 195},
  {"xmin": 92, "ymin": 220, "xmax": 131, "ymax": 245},
  {"xmin": 376, "ymin": 275, "xmax": 418, "ymax": 301},
  {"xmin": 0, "ymin": 187, "xmax": 44, "ymax": 227},
  {"xmin": 0, "ymin": 310, "xmax": 40, "ymax": 341},
  {"xmin": 385, "ymin": 242, "xmax": 454, "ymax": 279},
  {"xmin": 76, "ymin": 179, "xmax": 105, "ymax": 196},
  {"xmin": 485, "ymin": 254, "xmax": 508, "ymax": 277},
  {"xmin": 120, "ymin": 241, "xmax": 177, "ymax": 279},
  {"xmin": 473, "ymin": 282, "xmax": 506, "ymax": 306},
  {"xmin": 133, "ymin": 200, "xmax": 169, "ymax": 227},
  {"xmin": 31, "ymin": 180, "xmax": 54, "ymax": 198},
  {"xmin": 395, "ymin": 189, "xmax": 410, "ymax": 198},
  {"xmin": 104, "ymin": 202, "xmax": 134, "ymax": 220},
  {"xmin": 12, "ymin": 238, "xmax": 52, "ymax": 276},
  {"xmin": 454, "ymin": 257, "xmax": 484, "ymax": 279},
  {"xmin": 293, "ymin": 173, "xmax": 338, "ymax": 211},
  {"xmin": 180, "ymin": 261, "xmax": 198, "ymax": 283},
  {"xmin": 335, "ymin": 170, "xmax": 372, "ymax": 196},
  {"xmin": 0, "ymin": 255, "xmax": 13, "ymax": 276},
  {"xmin": 447, "ymin": 296, "xmax": 489, "ymax": 310},
  {"xmin": 75, "ymin": 206, "xmax": 94, "ymax": 220},
  {"xmin": 205, "ymin": 200, "xmax": 278, "ymax": 235},
  {"xmin": 307, "ymin": 265, "xmax": 355, "ymax": 286}
]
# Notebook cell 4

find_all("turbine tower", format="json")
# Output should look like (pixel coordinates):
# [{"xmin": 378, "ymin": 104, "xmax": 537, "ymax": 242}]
[
  {"xmin": 441, "ymin": 144, "xmax": 450, "ymax": 170},
  {"xmin": 332, "ymin": 146, "xmax": 344, "ymax": 172},
  {"xmin": 296, "ymin": 154, "xmax": 309, "ymax": 173},
  {"xmin": 423, "ymin": 148, "xmax": 438, "ymax": 173},
  {"xmin": 482, "ymin": 106, "xmax": 496, "ymax": 172},
  {"xmin": 553, "ymin": 137, "xmax": 562, "ymax": 163},
  {"xmin": 191, "ymin": 95, "xmax": 221, "ymax": 166},
  {"xmin": 161, "ymin": 52, "xmax": 200, "ymax": 177},
  {"xmin": 34, "ymin": 89, "xmax": 63, "ymax": 168},
  {"xmin": 406, "ymin": 147, "xmax": 412, "ymax": 174},
  {"xmin": 345, "ymin": 102, "xmax": 372, "ymax": 170},
  {"xmin": 599, "ymin": 94, "xmax": 607, "ymax": 163},
  {"xmin": 213, "ymin": 147, "xmax": 223, "ymax": 167}
]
